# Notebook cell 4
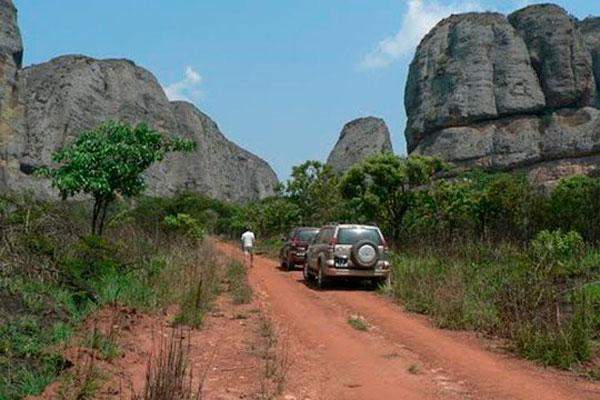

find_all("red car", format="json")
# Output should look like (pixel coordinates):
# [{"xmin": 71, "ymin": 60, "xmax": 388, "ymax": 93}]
[{"xmin": 279, "ymin": 227, "xmax": 319, "ymax": 270}]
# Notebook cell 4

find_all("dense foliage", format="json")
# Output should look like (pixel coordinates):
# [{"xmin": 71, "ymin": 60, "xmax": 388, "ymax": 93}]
[{"xmin": 39, "ymin": 121, "xmax": 196, "ymax": 235}]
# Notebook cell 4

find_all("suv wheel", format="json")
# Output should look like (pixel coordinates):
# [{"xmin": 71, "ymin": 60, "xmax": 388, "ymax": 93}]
[
  {"xmin": 316, "ymin": 263, "xmax": 327, "ymax": 289},
  {"xmin": 286, "ymin": 254, "xmax": 294, "ymax": 270},
  {"xmin": 303, "ymin": 263, "xmax": 313, "ymax": 283}
]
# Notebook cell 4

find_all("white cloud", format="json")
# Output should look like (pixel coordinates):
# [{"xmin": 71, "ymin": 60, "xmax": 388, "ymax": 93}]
[
  {"xmin": 361, "ymin": 0, "xmax": 482, "ymax": 69},
  {"xmin": 163, "ymin": 66, "xmax": 203, "ymax": 103}
]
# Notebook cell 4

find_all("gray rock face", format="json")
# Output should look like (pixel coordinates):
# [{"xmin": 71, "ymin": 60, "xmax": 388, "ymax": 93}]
[
  {"xmin": 326, "ymin": 117, "xmax": 393, "ymax": 173},
  {"xmin": 413, "ymin": 107, "xmax": 600, "ymax": 169},
  {"xmin": 580, "ymin": 17, "xmax": 600, "ymax": 106},
  {"xmin": 163, "ymin": 101, "xmax": 279, "ymax": 202},
  {"xmin": 405, "ymin": 12, "xmax": 545, "ymax": 151},
  {"xmin": 0, "ymin": 54, "xmax": 278, "ymax": 202},
  {"xmin": 508, "ymin": 4, "xmax": 596, "ymax": 108},
  {"xmin": 0, "ymin": 0, "xmax": 24, "ymax": 183},
  {"xmin": 0, "ymin": 0, "xmax": 279, "ymax": 203},
  {"xmin": 406, "ymin": 3, "xmax": 600, "ymax": 183}
]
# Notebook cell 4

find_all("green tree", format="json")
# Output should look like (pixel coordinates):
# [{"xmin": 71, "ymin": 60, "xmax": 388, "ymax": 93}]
[
  {"xmin": 340, "ymin": 153, "xmax": 445, "ymax": 242},
  {"xmin": 283, "ymin": 160, "xmax": 344, "ymax": 226},
  {"xmin": 40, "ymin": 121, "xmax": 196, "ymax": 235}
]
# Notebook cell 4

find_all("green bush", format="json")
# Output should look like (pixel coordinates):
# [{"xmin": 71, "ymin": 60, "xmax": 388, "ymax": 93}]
[
  {"xmin": 163, "ymin": 213, "xmax": 205, "ymax": 240},
  {"xmin": 549, "ymin": 175, "xmax": 600, "ymax": 243}
]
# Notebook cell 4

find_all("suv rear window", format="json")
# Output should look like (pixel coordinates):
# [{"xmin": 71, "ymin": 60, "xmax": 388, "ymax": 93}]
[
  {"xmin": 295, "ymin": 229, "xmax": 319, "ymax": 241},
  {"xmin": 336, "ymin": 227, "xmax": 382, "ymax": 245}
]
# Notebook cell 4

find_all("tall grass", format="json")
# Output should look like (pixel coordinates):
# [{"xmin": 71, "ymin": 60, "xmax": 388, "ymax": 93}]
[
  {"xmin": 135, "ymin": 329, "xmax": 203, "ymax": 400},
  {"xmin": 391, "ymin": 230, "xmax": 599, "ymax": 371},
  {"xmin": 226, "ymin": 261, "xmax": 253, "ymax": 305}
]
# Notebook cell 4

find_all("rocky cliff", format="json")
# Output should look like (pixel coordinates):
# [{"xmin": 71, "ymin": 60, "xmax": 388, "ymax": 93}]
[
  {"xmin": 405, "ymin": 4, "xmax": 600, "ymax": 185},
  {"xmin": 326, "ymin": 117, "xmax": 393, "ymax": 173},
  {"xmin": 0, "ymin": 1, "xmax": 278, "ymax": 202}
]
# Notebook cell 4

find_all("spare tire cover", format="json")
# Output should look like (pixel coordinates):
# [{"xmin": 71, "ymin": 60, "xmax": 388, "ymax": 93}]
[{"xmin": 351, "ymin": 240, "xmax": 379, "ymax": 268}]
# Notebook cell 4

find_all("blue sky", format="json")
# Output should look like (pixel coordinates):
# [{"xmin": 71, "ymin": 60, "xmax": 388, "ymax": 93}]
[{"xmin": 14, "ymin": 0, "xmax": 599, "ymax": 179}]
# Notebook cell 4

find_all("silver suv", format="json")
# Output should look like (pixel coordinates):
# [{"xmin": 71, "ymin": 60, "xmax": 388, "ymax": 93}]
[{"xmin": 304, "ymin": 224, "xmax": 391, "ymax": 288}]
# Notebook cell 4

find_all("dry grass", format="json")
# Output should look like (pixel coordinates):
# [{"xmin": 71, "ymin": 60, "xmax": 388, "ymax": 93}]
[
  {"xmin": 257, "ymin": 316, "xmax": 290, "ymax": 400},
  {"xmin": 57, "ymin": 354, "xmax": 103, "ymax": 400},
  {"xmin": 135, "ymin": 329, "xmax": 205, "ymax": 400}
]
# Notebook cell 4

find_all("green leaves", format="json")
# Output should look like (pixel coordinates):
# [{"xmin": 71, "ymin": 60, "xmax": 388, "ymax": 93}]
[
  {"xmin": 45, "ymin": 121, "xmax": 195, "ymax": 200},
  {"xmin": 340, "ymin": 153, "xmax": 445, "ymax": 241},
  {"xmin": 42, "ymin": 120, "xmax": 196, "ymax": 234}
]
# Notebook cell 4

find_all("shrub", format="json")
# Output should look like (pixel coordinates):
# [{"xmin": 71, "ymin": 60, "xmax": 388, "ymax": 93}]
[{"xmin": 163, "ymin": 213, "xmax": 205, "ymax": 240}]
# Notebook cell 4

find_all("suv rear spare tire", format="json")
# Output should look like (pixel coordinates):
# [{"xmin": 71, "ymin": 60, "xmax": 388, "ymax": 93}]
[{"xmin": 351, "ymin": 240, "xmax": 379, "ymax": 268}]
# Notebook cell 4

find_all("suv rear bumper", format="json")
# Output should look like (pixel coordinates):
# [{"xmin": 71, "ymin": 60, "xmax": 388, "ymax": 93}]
[
  {"xmin": 288, "ymin": 250, "xmax": 308, "ymax": 264},
  {"xmin": 323, "ymin": 260, "xmax": 390, "ymax": 279}
]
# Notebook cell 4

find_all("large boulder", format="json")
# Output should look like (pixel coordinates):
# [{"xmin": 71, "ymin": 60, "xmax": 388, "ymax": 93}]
[
  {"xmin": 405, "ymin": 12, "xmax": 545, "ymax": 151},
  {"xmin": 508, "ymin": 4, "xmax": 596, "ymax": 108},
  {"xmin": 326, "ymin": 117, "xmax": 393, "ymax": 173},
  {"xmin": 165, "ymin": 101, "xmax": 278, "ymax": 202},
  {"xmin": 0, "ymin": 54, "xmax": 278, "ymax": 202},
  {"xmin": 405, "ymin": 3, "xmax": 600, "ymax": 183}
]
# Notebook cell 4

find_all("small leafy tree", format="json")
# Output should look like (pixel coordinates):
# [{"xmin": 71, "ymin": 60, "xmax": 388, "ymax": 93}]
[
  {"xmin": 40, "ymin": 121, "xmax": 196, "ymax": 235},
  {"xmin": 283, "ymin": 160, "xmax": 344, "ymax": 226},
  {"xmin": 340, "ymin": 153, "xmax": 445, "ymax": 243}
]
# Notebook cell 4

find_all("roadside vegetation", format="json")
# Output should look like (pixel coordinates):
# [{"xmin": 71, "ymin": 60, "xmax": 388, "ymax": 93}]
[
  {"xmin": 1, "ymin": 116, "xmax": 598, "ymax": 399},
  {"xmin": 0, "ymin": 121, "xmax": 214, "ymax": 399},
  {"xmin": 162, "ymin": 154, "xmax": 598, "ymax": 375}
]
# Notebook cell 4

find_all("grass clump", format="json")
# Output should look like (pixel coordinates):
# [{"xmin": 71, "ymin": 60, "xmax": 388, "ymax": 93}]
[
  {"xmin": 57, "ymin": 357, "xmax": 104, "ymax": 400},
  {"xmin": 407, "ymin": 364, "xmax": 421, "ymax": 375},
  {"xmin": 347, "ymin": 315, "xmax": 369, "ymax": 332},
  {"xmin": 83, "ymin": 329, "xmax": 122, "ymax": 361},
  {"xmin": 227, "ymin": 261, "xmax": 253, "ymax": 305},
  {"xmin": 135, "ymin": 330, "xmax": 203, "ymax": 400}
]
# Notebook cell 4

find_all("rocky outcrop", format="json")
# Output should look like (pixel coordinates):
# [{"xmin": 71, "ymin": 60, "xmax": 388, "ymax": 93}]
[
  {"xmin": 580, "ymin": 17, "xmax": 600, "ymax": 107},
  {"xmin": 405, "ymin": 12, "xmax": 545, "ymax": 151},
  {"xmin": 165, "ymin": 101, "xmax": 278, "ymax": 202},
  {"xmin": 0, "ymin": 0, "xmax": 24, "ymax": 187},
  {"xmin": 326, "ymin": 117, "xmax": 393, "ymax": 173},
  {"xmin": 406, "ymin": 4, "xmax": 600, "ymax": 184},
  {"xmin": 0, "ymin": 2, "xmax": 278, "ymax": 202},
  {"xmin": 508, "ymin": 4, "xmax": 595, "ymax": 108}
]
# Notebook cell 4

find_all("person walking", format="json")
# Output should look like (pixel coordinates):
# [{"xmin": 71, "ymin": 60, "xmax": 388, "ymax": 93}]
[{"xmin": 241, "ymin": 229, "xmax": 256, "ymax": 268}]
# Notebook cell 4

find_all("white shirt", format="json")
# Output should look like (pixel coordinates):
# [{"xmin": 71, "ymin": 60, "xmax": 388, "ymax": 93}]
[{"xmin": 241, "ymin": 231, "xmax": 255, "ymax": 248}]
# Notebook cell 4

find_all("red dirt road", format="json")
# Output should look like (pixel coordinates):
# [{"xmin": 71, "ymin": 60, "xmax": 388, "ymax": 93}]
[{"xmin": 217, "ymin": 241, "xmax": 600, "ymax": 400}]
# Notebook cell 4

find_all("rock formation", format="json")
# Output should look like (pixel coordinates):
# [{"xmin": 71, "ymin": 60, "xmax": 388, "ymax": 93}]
[
  {"xmin": 0, "ymin": 1, "xmax": 278, "ymax": 202},
  {"xmin": 326, "ymin": 117, "xmax": 393, "ymax": 173},
  {"xmin": 405, "ymin": 4, "xmax": 600, "ymax": 185}
]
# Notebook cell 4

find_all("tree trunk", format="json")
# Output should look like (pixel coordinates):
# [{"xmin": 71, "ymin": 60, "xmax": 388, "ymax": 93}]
[
  {"xmin": 91, "ymin": 197, "xmax": 102, "ymax": 235},
  {"xmin": 97, "ymin": 198, "xmax": 110, "ymax": 236}
]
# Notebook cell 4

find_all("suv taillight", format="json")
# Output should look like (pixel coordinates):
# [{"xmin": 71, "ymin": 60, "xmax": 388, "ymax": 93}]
[{"xmin": 329, "ymin": 237, "xmax": 337, "ymax": 247}]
